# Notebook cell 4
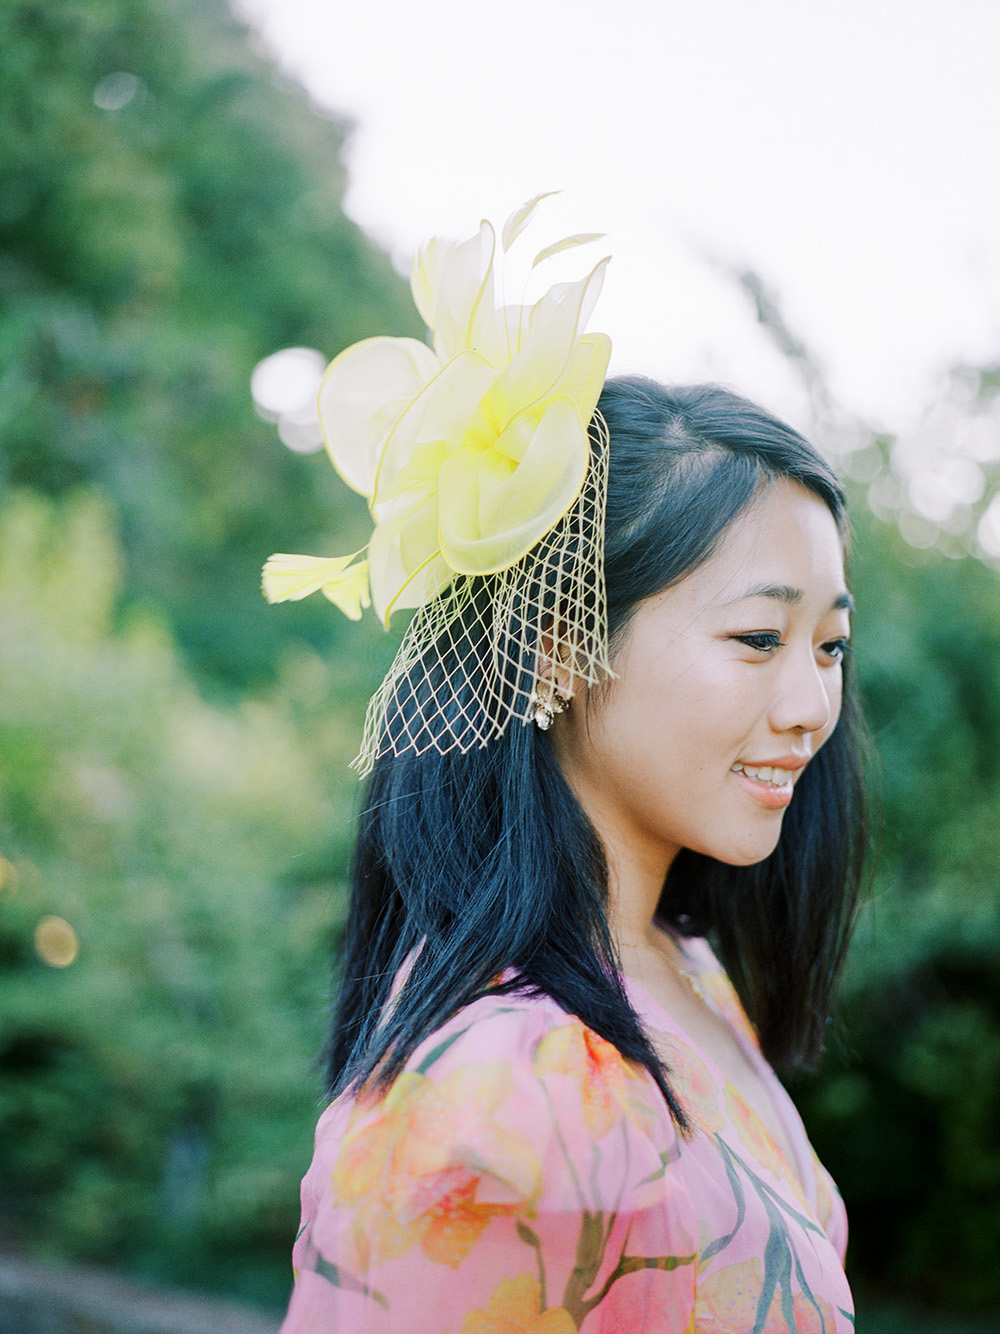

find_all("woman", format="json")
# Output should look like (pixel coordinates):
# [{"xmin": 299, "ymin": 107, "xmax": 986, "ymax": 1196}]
[{"xmin": 266, "ymin": 201, "xmax": 867, "ymax": 1332}]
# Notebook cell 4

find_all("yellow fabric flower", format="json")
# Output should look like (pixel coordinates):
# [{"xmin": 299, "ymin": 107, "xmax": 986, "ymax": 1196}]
[
  {"xmin": 261, "ymin": 553, "xmax": 370, "ymax": 620},
  {"xmin": 263, "ymin": 194, "xmax": 611, "ymax": 627}
]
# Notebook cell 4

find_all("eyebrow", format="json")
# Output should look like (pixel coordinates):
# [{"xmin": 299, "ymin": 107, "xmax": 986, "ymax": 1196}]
[{"xmin": 726, "ymin": 583, "xmax": 854, "ymax": 613}]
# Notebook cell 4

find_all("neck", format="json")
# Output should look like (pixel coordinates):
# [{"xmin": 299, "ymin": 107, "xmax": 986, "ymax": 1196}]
[
  {"xmin": 552, "ymin": 724, "xmax": 678, "ymax": 952},
  {"xmin": 599, "ymin": 821, "xmax": 677, "ymax": 954}
]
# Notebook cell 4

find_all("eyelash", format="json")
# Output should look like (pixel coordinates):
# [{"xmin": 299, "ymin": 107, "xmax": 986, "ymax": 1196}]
[
  {"xmin": 823, "ymin": 638, "xmax": 853, "ymax": 662},
  {"xmin": 733, "ymin": 632, "xmax": 784, "ymax": 654},
  {"xmin": 733, "ymin": 633, "xmax": 853, "ymax": 661}
]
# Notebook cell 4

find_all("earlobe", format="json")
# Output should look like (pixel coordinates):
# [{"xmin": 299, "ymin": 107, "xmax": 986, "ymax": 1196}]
[{"xmin": 534, "ymin": 630, "xmax": 578, "ymax": 727}]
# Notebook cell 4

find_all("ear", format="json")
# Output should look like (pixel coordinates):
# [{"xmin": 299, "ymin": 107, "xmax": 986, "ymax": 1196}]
[{"xmin": 534, "ymin": 628, "xmax": 578, "ymax": 706}]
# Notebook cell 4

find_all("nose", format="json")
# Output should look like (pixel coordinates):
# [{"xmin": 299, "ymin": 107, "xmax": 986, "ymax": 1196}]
[{"xmin": 769, "ymin": 646, "xmax": 838, "ymax": 736}]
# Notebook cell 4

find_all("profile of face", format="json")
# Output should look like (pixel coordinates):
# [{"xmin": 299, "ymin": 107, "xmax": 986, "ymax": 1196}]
[{"xmin": 553, "ymin": 478, "xmax": 852, "ymax": 882}]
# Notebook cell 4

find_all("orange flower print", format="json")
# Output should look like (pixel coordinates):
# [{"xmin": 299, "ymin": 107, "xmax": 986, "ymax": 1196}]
[
  {"xmin": 787, "ymin": 1289, "xmax": 837, "ymax": 1334},
  {"xmin": 696, "ymin": 1258, "xmax": 835, "ymax": 1333},
  {"xmin": 698, "ymin": 967, "xmax": 760, "ymax": 1052},
  {"xmin": 532, "ymin": 1018, "xmax": 646, "ymax": 1141},
  {"xmin": 662, "ymin": 1039, "xmax": 724, "ymax": 1134},
  {"xmin": 333, "ymin": 1062, "xmax": 540, "ymax": 1270},
  {"xmin": 460, "ymin": 1273, "xmax": 577, "ymax": 1334},
  {"xmin": 723, "ymin": 1083, "xmax": 804, "ymax": 1204}
]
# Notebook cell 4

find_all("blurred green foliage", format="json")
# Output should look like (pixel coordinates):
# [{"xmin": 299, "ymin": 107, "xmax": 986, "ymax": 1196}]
[
  {"xmin": 0, "ymin": 0, "xmax": 408, "ymax": 1307},
  {"xmin": 0, "ymin": 0, "xmax": 998, "ymax": 1322},
  {"xmin": 0, "ymin": 489, "xmax": 358, "ymax": 1304},
  {"xmin": 0, "ymin": 0, "xmax": 420, "ymax": 689}
]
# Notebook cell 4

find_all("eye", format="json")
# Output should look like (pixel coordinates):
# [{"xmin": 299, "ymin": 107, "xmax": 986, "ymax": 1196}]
[
  {"xmin": 820, "ymin": 637, "xmax": 853, "ymax": 663},
  {"xmin": 732, "ymin": 631, "xmax": 785, "ymax": 655}
]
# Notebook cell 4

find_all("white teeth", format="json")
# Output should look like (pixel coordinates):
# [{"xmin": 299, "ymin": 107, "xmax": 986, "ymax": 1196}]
[{"xmin": 731, "ymin": 763, "xmax": 795, "ymax": 786}]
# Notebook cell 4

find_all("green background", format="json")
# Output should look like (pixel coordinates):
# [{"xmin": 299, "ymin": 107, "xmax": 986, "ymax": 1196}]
[{"xmin": 1, "ymin": 1, "xmax": 998, "ymax": 1327}]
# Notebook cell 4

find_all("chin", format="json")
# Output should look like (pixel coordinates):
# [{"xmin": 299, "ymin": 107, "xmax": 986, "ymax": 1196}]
[
  {"xmin": 696, "ymin": 823, "xmax": 785, "ymax": 868},
  {"xmin": 722, "ymin": 847, "xmax": 780, "ymax": 868}
]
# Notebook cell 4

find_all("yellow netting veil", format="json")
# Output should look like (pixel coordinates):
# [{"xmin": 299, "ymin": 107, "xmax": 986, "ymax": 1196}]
[{"xmin": 354, "ymin": 411, "xmax": 612, "ymax": 774}]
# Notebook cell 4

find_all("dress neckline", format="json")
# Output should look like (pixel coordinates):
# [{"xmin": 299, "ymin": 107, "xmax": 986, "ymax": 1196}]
[{"xmin": 621, "ymin": 926, "xmax": 818, "ymax": 1212}]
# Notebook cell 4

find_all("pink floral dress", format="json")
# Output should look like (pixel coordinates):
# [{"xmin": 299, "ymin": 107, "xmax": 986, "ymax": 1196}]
[{"xmin": 282, "ymin": 937, "xmax": 852, "ymax": 1332}]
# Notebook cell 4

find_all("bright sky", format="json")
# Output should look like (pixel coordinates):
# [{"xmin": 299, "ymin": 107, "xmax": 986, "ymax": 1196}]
[{"xmin": 237, "ymin": 0, "xmax": 1000, "ymax": 436}]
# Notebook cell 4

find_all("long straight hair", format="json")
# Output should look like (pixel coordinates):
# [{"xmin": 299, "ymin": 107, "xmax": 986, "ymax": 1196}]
[{"xmin": 327, "ymin": 377, "xmax": 869, "ymax": 1123}]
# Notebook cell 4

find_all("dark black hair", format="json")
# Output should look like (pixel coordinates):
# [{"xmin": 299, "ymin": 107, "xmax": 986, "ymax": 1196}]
[{"xmin": 327, "ymin": 377, "xmax": 869, "ymax": 1125}]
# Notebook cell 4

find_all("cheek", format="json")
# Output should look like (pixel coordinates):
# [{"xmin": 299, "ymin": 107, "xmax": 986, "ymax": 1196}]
[
  {"xmin": 619, "ymin": 663, "xmax": 753, "ymax": 779},
  {"xmin": 819, "ymin": 671, "xmax": 845, "ymax": 748}
]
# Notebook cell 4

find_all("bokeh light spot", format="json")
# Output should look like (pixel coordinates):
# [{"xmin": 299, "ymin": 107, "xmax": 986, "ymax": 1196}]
[
  {"xmin": 250, "ymin": 346, "xmax": 327, "ymax": 454},
  {"xmin": 0, "ymin": 855, "xmax": 19, "ymax": 893},
  {"xmin": 898, "ymin": 510, "xmax": 939, "ymax": 550},
  {"xmin": 93, "ymin": 72, "xmax": 144, "ymax": 111},
  {"xmin": 34, "ymin": 916, "xmax": 80, "ymax": 968},
  {"xmin": 976, "ymin": 495, "xmax": 1000, "ymax": 558}
]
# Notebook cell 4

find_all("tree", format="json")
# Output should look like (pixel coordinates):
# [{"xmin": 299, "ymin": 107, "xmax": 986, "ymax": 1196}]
[{"xmin": 0, "ymin": 0, "xmax": 421, "ymax": 689}]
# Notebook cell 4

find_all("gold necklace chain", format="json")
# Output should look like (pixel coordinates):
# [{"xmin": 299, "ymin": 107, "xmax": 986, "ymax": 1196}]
[{"xmin": 620, "ymin": 937, "xmax": 707, "ymax": 1007}]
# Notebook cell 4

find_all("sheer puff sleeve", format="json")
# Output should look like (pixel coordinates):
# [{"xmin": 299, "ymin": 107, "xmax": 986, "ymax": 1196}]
[{"xmin": 281, "ymin": 993, "xmax": 698, "ymax": 1333}]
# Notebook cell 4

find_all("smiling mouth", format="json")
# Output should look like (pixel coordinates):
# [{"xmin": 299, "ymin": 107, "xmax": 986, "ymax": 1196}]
[
  {"xmin": 729, "ymin": 762, "xmax": 798, "ymax": 811},
  {"xmin": 730, "ymin": 762, "xmax": 796, "ymax": 787}
]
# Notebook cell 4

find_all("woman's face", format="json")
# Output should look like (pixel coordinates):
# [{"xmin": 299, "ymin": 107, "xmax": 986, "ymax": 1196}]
[{"xmin": 553, "ymin": 478, "xmax": 852, "ymax": 879}]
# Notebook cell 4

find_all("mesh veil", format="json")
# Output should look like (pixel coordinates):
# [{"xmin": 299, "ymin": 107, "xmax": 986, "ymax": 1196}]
[{"xmin": 354, "ymin": 411, "xmax": 612, "ymax": 774}]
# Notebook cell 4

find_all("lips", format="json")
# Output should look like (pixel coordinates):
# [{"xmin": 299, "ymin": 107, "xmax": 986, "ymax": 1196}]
[{"xmin": 729, "ymin": 756, "xmax": 809, "ymax": 810}]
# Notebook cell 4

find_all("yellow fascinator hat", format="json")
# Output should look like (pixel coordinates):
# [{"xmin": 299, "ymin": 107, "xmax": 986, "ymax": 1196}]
[{"xmin": 263, "ymin": 193, "xmax": 614, "ymax": 773}]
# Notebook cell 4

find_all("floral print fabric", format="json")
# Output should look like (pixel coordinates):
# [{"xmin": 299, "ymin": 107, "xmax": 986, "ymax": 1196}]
[{"xmin": 282, "ymin": 938, "xmax": 853, "ymax": 1332}]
